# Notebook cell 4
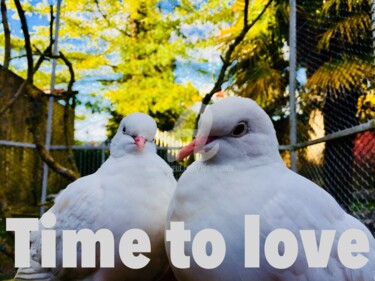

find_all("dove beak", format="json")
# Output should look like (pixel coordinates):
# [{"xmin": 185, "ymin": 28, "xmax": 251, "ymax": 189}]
[
  {"xmin": 134, "ymin": 136, "xmax": 147, "ymax": 151},
  {"xmin": 177, "ymin": 136, "xmax": 217, "ymax": 161}
]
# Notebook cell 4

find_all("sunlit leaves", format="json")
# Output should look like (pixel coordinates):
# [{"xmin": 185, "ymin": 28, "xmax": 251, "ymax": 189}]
[
  {"xmin": 321, "ymin": 0, "xmax": 371, "ymax": 14},
  {"xmin": 107, "ymin": 78, "xmax": 199, "ymax": 130},
  {"xmin": 317, "ymin": 13, "xmax": 371, "ymax": 50},
  {"xmin": 62, "ymin": 0, "xmax": 200, "ymax": 130},
  {"xmin": 218, "ymin": 0, "xmax": 276, "ymax": 43},
  {"xmin": 357, "ymin": 90, "xmax": 375, "ymax": 121},
  {"xmin": 212, "ymin": 0, "xmax": 288, "ymax": 109},
  {"xmin": 2, "ymin": 0, "xmax": 201, "ymax": 132},
  {"xmin": 304, "ymin": 0, "xmax": 373, "ymax": 108},
  {"xmin": 306, "ymin": 59, "xmax": 374, "ymax": 93},
  {"xmin": 232, "ymin": 59, "xmax": 284, "ymax": 107}
]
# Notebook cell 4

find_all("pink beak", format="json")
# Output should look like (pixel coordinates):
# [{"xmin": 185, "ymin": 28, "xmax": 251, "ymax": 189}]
[
  {"xmin": 134, "ymin": 136, "xmax": 147, "ymax": 151},
  {"xmin": 177, "ymin": 136, "xmax": 217, "ymax": 161}
]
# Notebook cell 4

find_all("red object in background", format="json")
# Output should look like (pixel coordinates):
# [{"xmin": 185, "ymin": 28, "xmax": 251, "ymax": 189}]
[{"xmin": 353, "ymin": 130, "xmax": 375, "ymax": 164}]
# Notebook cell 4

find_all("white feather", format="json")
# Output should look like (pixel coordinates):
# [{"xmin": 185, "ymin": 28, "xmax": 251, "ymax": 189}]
[
  {"xmin": 167, "ymin": 97, "xmax": 375, "ymax": 281},
  {"xmin": 16, "ymin": 113, "xmax": 176, "ymax": 281}
]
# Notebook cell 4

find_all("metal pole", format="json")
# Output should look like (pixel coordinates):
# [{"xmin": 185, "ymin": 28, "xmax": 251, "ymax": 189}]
[
  {"xmin": 289, "ymin": 0, "xmax": 297, "ymax": 172},
  {"xmin": 101, "ymin": 143, "xmax": 106, "ymax": 164},
  {"xmin": 40, "ymin": 0, "xmax": 63, "ymax": 215}
]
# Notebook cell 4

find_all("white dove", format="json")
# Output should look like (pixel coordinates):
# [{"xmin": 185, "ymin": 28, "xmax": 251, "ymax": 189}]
[
  {"xmin": 166, "ymin": 97, "xmax": 374, "ymax": 281},
  {"xmin": 15, "ymin": 112, "xmax": 176, "ymax": 281}
]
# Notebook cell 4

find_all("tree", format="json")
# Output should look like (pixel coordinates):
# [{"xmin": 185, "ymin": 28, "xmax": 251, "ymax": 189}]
[
  {"xmin": 0, "ymin": 0, "xmax": 10, "ymax": 68},
  {"xmin": 1, "ymin": 0, "xmax": 202, "ymax": 144},
  {"xmin": 0, "ymin": 1, "xmax": 198, "ymax": 273},
  {"xmin": 1, "ymin": 0, "xmax": 80, "ymax": 181},
  {"xmin": 177, "ymin": 0, "xmax": 290, "ymax": 148},
  {"xmin": 52, "ymin": 0, "xmax": 200, "ymax": 132},
  {"xmin": 106, "ymin": 1, "xmax": 200, "ymax": 131},
  {"xmin": 299, "ymin": 0, "xmax": 374, "ymax": 211}
]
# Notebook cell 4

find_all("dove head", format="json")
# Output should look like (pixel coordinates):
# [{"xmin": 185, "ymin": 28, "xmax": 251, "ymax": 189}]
[
  {"xmin": 178, "ymin": 97, "xmax": 283, "ymax": 166},
  {"xmin": 110, "ymin": 113, "xmax": 157, "ymax": 158}
]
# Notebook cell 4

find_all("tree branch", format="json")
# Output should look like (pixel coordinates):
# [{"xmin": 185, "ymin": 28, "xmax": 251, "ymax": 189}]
[
  {"xmin": 195, "ymin": 0, "xmax": 273, "ymax": 121},
  {"xmin": 94, "ymin": 0, "xmax": 130, "ymax": 37},
  {"xmin": 12, "ymin": 0, "xmax": 79, "ymax": 181},
  {"xmin": 49, "ymin": 4, "xmax": 54, "ymax": 46},
  {"xmin": 0, "ymin": 42, "xmax": 56, "ymax": 117},
  {"xmin": 0, "ymin": 80, "xmax": 27, "ymax": 115},
  {"xmin": 244, "ymin": 0, "xmax": 249, "ymax": 28},
  {"xmin": 0, "ymin": 0, "xmax": 31, "ymax": 116},
  {"xmin": 186, "ymin": 0, "xmax": 273, "ymax": 164},
  {"xmin": 1, "ymin": 0, "xmax": 11, "ymax": 68},
  {"xmin": 33, "ymin": 44, "xmax": 53, "ymax": 73},
  {"xmin": 35, "ymin": 142, "xmax": 79, "ymax": 181},
  {"xmin": 28, "ymin": 89, "xmax": 79, "ymax": 181},
  {"xmin": 13, "ymin": 0, "xmax": 33, "ymax": 83},
  {"xmin": 59, "ymin": 51, "xmax": 75, "ymax": 93},
  {"xmin": 10, "ymin": 54, "xmax": 28, "ymax": 60},
  {"xmin": 58, "ymin": 51, "xmax": 79, "ymax": 173}
]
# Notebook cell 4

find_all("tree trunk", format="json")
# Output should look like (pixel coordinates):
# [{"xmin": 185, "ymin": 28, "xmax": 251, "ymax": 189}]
[
  {"xmin": 13, "ymin": 0, "xmax": 79, "ymax": 181},
  {"xmin": 13, "ymin": 0, "xmax": 33, "ymax": 83},
  {"xmin": 1, "ymin": 0, "xmax": 11, "ymax": 68}
]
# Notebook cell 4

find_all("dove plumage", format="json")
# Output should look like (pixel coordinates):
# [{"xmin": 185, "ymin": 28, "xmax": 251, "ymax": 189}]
[
  {"xmin": 167, "ymin": 97, "xmax": 374, "ymax": 281},
  {"xmin": 15, "ymin": 113, "xmax": 176, "ymax": 281}
]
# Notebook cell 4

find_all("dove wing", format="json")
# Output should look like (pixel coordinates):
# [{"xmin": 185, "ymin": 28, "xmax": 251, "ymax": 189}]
[
  {"xmin": 168, "ymin": 162, "xmax": 374, "ymax": 281},
  {"xmin": 15, "ymin": 173, "xmax": 106, "ymax": 281}
]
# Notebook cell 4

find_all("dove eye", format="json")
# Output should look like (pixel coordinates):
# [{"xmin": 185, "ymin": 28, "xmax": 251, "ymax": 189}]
[
  {"xmin": 231, "ymin": 122, "xmax": 248, "ymax": 137},
  {"xmin": 122, "ymin": 126, "xmax": 127, "ymax": 134}
]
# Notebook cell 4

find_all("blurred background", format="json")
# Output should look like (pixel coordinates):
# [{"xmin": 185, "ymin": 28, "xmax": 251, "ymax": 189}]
[{"xmin": 0, "ymin": 0, "xmax": 374, "ymax": 278}]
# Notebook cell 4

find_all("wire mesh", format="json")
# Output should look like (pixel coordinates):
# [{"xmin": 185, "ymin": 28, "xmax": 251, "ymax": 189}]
[
  {"xmin": 0, "ymin": 145, "xmax": 42, "ymax": 217},
  {"xmin": 0, "ymin": 0, "xmax": 374, "ymax": 275},
  {"xmin": 295, "ymin": 0, "xmax": 374, "ymax": 232}
]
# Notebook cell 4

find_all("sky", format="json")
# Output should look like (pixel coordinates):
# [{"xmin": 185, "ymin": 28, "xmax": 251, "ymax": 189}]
[
  {"xmin": 2, "ymin": 0, "xmax": 306, "ymax": 143},
  {"xmin": 2, "ymin": 0, "xmax": 226, "ymax": 143},
  {"xmin": 7, "ymin": 2, "xmax": 114, "ymax": 142}
]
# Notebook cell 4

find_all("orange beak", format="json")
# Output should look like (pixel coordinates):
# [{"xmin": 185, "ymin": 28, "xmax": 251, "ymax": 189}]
[
  {"xmin": 134, "ymin": 136, "xmax": 147, "ymax": 151},
  {"xmin": 177, "ymin": 136, "xmax": 217, "ymax": 161}
]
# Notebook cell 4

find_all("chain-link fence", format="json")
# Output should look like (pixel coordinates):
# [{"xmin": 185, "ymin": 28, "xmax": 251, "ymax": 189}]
[
  {"xmin": 0, "ymin": 1, "xmax": 374, "ymax": 225},
  {"xmin": 290, "ymin": 0, "xmax": 375, "ymax": 232},
  {"xmin": 0, "ymin": 139, "xmax": 183, "ymax": 277},
  {"xmin": 0, "ymin": 0, "xmax": 374, "ymax": 276},
  {"xmin": 0, "ymin": 142, "xmax": 183, "ymax": 213}
]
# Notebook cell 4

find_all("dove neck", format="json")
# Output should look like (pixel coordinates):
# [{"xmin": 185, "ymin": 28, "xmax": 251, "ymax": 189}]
[
  {"xmin": 203, "ymin": 151, "xmax": 284, "ymax": 170},
  {"xmin": 110, "ymin": 141, "xmax": 156, "ymax": 158}
]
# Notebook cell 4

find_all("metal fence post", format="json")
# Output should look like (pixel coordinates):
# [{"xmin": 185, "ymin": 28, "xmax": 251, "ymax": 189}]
[
  {"xmin": 289, "ymin": 0, "xmax": 297, "ymax": 172},
  {"xmin": 40, "ymin": 0, "xmax": 63, "ymax": 215},
  {"xmin": 101, "ymin": 143, "xmax": 106, "ymax": 164}
]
